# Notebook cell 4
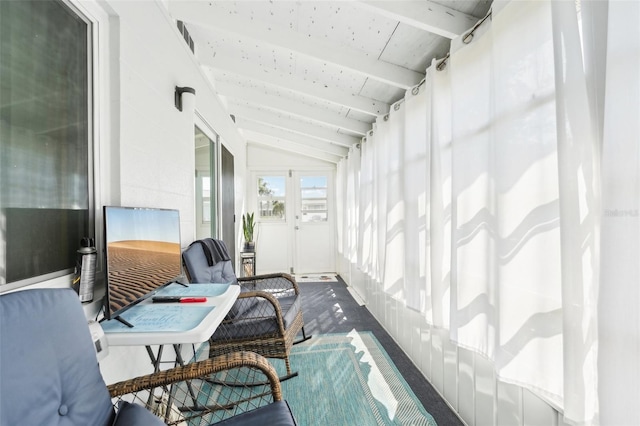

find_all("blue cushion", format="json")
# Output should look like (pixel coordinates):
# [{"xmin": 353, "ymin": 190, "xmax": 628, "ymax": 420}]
[
  {"xmin": 215, "ymin": 400, "xmax": 297, "ymax": 426},
  {"xmin": 0, "ymin": 288, "xmax": 115, "ymax": 426},
  {"xmin": 182, "ymin": 243, "xmax": 236, "ymax": 283},
  {"xmin": 213, "ymin": 295, "xmax": 301, "ymax": 340},
  {"xmin": 112, "ymin": 401, "xmax": 164, "ymax": 426},
  {"xmin": 183, "ymin": 243, "xmax": 256, "ymax": 319}
]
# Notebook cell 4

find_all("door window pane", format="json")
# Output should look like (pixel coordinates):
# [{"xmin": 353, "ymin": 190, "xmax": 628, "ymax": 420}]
[
  {"xmin": 300, "ymin": 176, "xmax": 328, "ymax": 222},
  {"xmin": 257, "ymin": 176, "xmax": 286, "ymax": 220},
  {"xmin": 1, "ymin": 0, "xmax": 91, "ymax": 286},
  {"xmin": 194, "ymin": 126, "xmax": 217, "ymax": 239}
]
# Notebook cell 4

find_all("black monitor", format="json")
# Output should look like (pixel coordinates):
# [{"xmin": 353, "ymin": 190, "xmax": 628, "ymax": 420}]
[{"xmin": 102, "ymin": 206, "xmax": 182, "ymax": 324}]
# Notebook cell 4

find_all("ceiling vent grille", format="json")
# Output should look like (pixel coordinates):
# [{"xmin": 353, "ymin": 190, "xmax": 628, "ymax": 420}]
[{"xmin": 176, "ymin": 20, "xmax": 195, "ymax": 54}]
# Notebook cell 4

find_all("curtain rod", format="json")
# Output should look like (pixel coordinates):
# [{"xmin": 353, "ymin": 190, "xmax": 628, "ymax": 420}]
[
  {"xmin": 381, "ymin": 8, "xmax": 493, "ymax": 122},
  {"xmin": 437, "ymin": 8, "xmax": 493, "ymax": 71}
]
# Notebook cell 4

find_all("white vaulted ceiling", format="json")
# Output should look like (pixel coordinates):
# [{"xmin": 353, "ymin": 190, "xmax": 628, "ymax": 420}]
[{"xmin": 167, "ymin": 0, "xmax": 492, "ymax": 163}]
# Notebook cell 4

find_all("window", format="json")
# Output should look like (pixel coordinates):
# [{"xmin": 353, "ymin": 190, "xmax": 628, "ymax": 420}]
[
  {"xmin": 0, "ymin": 0, "xmax": 92, "ymax": 288},
  {"xmin": 300, "ymin": 176, "xmax": 328, "ymax": 222},
  {"xmin": 257, "ymin": 176, "xmax": 286, "ymax": 220}
]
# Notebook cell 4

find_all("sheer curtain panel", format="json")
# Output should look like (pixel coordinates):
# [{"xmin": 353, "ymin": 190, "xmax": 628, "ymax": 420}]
[{"xmin": 333, "ymin": 1, "xmax": 640, "ymax": 424}]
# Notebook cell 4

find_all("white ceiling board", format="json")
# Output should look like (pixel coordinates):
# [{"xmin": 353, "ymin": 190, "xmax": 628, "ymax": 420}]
[
  {"xmin": 355, "ymin": 0, "xmax": 480, "ymax": 39},
  {"xmin": 380, "ymin": 23, "xmax": 451, "ymax": 71},
  {"xmin": 244, "ymin": 130, "xmax": 344, "ymax": 164},
  {"xmin": 200, "ymin": 56, "xmax": 389, "ymax": 116},
  {"xmin": 212, "ymin": 69, "xmax": 353, "ymax": 118},
  {"xmin": 358, "ymin": 78, "xmax": 406, "ymax": 107},
  {"xmin": 215, "ymin": 81, "xmax": 372, "ymax": 135},
  {"xmin": 293, "ymin": 2, "xmax": 399, "ymax": 56},
  {"xmin": 236, "ymin": 118, "xmax": 349, "ymax": 157},
  {"xmin": 169, "ymin": 1, "xmax": 424, "ymax": 89},
  {"xmin": 431, "ymin": 0, "xmax": 492, "ymax": 17},
  {"xmin": 189, "ymin": 24, "xmax": 372, "ymax": 96},
  {"xmin": 167, "ymin": 0, "xmax": 490, "ymax": 161},
  {"xmin": 229, "ymin": 104, "xmax": 360, "ymax": 148},
  {"xmin": 190, "ymin": 1, "xmax": 400, "ymax": 58}
]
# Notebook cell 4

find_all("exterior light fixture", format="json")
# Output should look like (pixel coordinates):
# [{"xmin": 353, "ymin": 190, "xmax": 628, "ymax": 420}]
[{"xmin": 174, "ymin": 86, "xmax": 196, "ymax": 111}]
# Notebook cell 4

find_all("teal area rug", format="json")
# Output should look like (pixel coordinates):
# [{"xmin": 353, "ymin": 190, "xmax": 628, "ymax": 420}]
[{"xmin": 276, "ymin": 331, "xmax": 437, "ymax": 426}]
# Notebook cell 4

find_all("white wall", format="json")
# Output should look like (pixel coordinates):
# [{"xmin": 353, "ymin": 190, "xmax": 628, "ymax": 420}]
[
  {"xmin": 340, "ymin": 262, "xmax": 574, "ymax": 426},
  {"xmin": 97, "ymin": 0, "xmax": 248, "ymax": 384}
]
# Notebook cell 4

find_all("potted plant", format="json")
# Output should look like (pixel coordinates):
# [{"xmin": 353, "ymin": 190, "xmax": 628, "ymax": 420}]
[{"xmin": 242, "ymin": 212, "xmax": 256, "ymax": 252}]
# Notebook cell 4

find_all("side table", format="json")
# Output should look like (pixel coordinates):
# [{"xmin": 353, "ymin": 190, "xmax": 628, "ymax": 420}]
[{"xmin": 240, "ymin": 251, "xmax": 256, "ymax": 277}]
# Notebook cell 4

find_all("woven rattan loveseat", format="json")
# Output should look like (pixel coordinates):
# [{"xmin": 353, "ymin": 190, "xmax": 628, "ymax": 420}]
[
  {"xmin": 0, "ymin": 288, "xmax": 297, "ymax": 425},
  {"xmin": 182, "ymin": 238, "xmax": 311, "ymax": 380}
]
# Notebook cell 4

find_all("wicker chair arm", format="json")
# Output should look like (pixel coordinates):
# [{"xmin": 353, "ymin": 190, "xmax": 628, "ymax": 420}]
[
  {"xmin": 107, "ymin": 351, "xmax": 282, "ymax": 401},
  {"xmin": 238, "ymin": 273, "xmax": 300, "ymax": 295}
]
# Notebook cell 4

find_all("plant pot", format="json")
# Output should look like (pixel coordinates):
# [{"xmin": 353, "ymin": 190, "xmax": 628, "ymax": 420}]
[{"xmin": 243, "ymin": 241, "xmax": 255, "ymax": 252}]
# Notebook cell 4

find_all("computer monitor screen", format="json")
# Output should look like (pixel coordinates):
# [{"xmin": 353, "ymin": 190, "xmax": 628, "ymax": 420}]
[{"xmin": 103, "ymin": 206, "xmax": 182, "ymax": 321}]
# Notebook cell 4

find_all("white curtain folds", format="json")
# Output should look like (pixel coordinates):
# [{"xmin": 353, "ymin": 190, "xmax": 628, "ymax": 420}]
[
  {"xmin": 596, "ymin": 1, "xmax": 640, "ymax": 425},
  {"xmin": 335, "ymin": 0, "xmax": 639, "ymax": 423}
]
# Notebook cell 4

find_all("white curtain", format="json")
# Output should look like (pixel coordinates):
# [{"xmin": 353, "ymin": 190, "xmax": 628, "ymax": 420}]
[
  {"xmin": 357, "ymin": 131, "xmax": 375, "ymax": 278},
  {"xmin": 426, "ymin": 62, "xmax": 453, "ymax": 329},
  {"xmin": 403, "ymin": 88, "xmax": 428, "ymax": 312},
  {"xmin": 450, "ymin": 0, "xmax": 567, "ymax": 404},
  {"xmin": 333, "ymin": 1, "xmax": 639, "ymax": 423},
  {"xmin": 596, "ymin": 1, "xmax": 640, "ymax": 425}
]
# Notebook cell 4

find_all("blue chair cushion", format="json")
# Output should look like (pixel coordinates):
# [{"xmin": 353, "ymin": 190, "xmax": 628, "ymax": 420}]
[
  {"xmin": 112, "ymin": 401, "xmax": 164, "ymax": 426},
  {"xmin": 215, "ymin": 400, "xmax": 297, "ymax": 426},
  {"xmin": 212, "ymin": 295, "xmax": 301, "ymax": 340},
  {"xmin": 0, "ymin": 288, "xmax": 115, "ymax": 426},
  {"xmin": 182, "ymin": 243, "xmax": 236, "ymax": 283},
  {"xmin": 182, "ymin": 242, "xmax": 259, "ymax": 319}
]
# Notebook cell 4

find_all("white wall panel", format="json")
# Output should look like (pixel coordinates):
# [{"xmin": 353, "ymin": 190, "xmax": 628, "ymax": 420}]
[
  {"xmin": 443, "ymin": 336, "xmax": 459, "ymax": 411},
  {"xmin": 458, "ymin": 348, "xmax": 475, "ymax": 425},
  {"xmin": 430, "ymin": 328, "xmax": 446, "ymax": 396},
  {"xmin": 475, "ymin": 353, "xmax": 496, "ymax": 426},
  {"xmin": 419, "ymin": 323, "xmax": 432, "ymax": 380},
  {"xmin": 497, "ymin": 381, "xmax": 523, "ymax": 426},
  {"xmin": 523, "ymin": 389, "xmax": 558, "ymax": 426}
]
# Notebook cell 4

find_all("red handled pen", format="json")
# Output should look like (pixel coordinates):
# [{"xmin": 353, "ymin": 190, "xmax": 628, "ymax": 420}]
[
  {"xmin": 152, "ymin": 296, "xmax": 207, "ymax": 303},
  {"xmin": 180, "ymin": 297, "xmax": 207, "ymax": 303}
]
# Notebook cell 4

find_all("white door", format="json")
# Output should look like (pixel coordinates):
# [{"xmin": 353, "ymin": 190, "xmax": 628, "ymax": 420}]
[
  {"xmin": 293, "ymin": 172, "xmax": 335, "ymax": 274},
  {"xmin": 250, "ymin": 171, "xmax": 335, "ymax": 274}
]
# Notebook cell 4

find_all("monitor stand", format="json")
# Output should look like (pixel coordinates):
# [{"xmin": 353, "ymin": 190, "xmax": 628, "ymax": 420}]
[{"xmin": 113, "ymin": 315, "xmax": 134, "ymax": 328}]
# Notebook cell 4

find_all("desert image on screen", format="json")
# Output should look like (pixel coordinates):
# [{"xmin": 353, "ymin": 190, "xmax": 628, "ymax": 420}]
[{"xmin": 106, "ymin": 240, "xmax": 181, "ymax": 314}]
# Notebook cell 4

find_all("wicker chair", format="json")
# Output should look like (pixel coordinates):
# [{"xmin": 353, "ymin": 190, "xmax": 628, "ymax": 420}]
[
  {"xmin": 182, "ymin": 239, "xmax": 311, "ymax": 380},
  {"xmin": 0, "ymin": 288, "xmax": 296, "ymax": 425},
  {"xmin": 109, "ymin": 351, "xmax": 296, "ymax": 425}
]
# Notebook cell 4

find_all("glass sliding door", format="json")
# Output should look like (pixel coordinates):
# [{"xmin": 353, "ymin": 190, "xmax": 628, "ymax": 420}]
[{"xmin": 194, "ymin": 125, "xmax": 218, "ymax": 239}]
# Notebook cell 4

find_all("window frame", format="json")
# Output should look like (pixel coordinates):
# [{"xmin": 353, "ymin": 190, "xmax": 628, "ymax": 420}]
[{"xmin": 1, "ymin": 0, "xmax": 101, "ymax": 292}]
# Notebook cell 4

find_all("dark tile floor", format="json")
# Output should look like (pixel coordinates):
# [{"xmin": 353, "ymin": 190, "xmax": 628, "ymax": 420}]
[{"xmin": 297, "ymin": 277, "xmax": 464, "ymax": 426}]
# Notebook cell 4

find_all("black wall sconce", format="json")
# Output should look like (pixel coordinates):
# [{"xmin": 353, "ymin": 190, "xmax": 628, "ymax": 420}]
[{"xmin": 175, "ymin": 86, "xmax": 196, "ymax": 111}]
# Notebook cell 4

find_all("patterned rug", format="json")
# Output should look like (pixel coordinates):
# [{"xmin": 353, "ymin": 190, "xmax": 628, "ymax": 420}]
[
  {"xmin": 294, "ymin": 273, "xmax": 338, "ymax": 283},
  {"xmin": 277, "ymin": 331, "xmax": 437, "ymax": 425}
]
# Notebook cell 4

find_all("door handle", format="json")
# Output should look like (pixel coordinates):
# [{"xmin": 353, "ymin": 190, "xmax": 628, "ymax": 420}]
[{"xmin": 295, "ymin": 226, "xmax": 299, "ymax": 230}]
